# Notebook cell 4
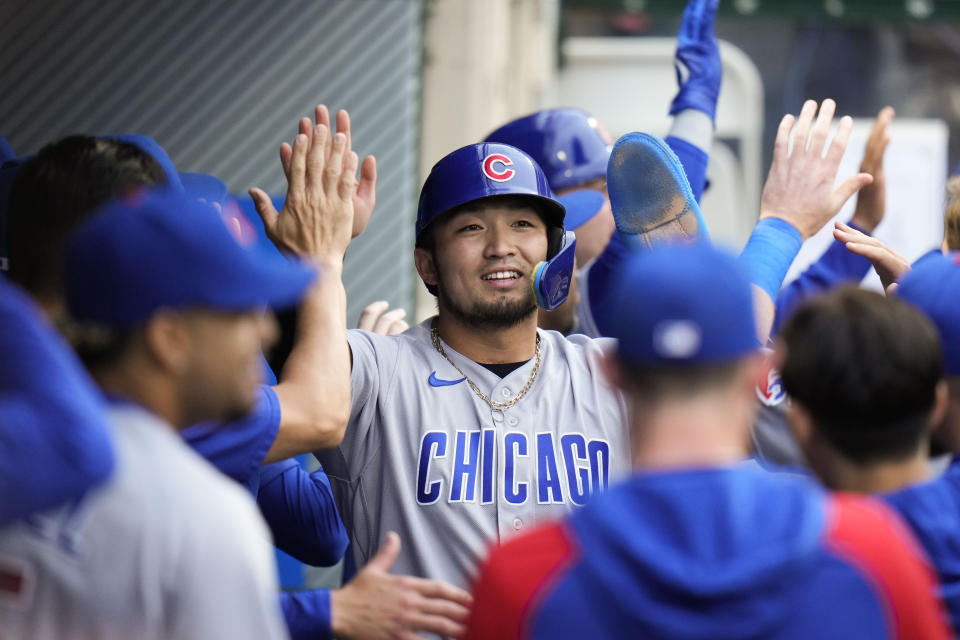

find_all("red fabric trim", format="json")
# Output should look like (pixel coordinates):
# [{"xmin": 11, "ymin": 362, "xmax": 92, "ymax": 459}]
[
  {"xmin": 824, "ymin": 493, "xmax": 951, "ymax": 639},
  {"xmin": 465, "ymin": 522, "xmax": 578, "ymax": 640},
  {"xmin": 0, "ymin": 566, "xmax": 23, "ymax": 596}
]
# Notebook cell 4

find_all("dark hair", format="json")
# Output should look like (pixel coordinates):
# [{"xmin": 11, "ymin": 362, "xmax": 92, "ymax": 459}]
[
  {"xmin": 57, "ymin": 317, "xmax": 135, "ymax": 374},
  {"xmin": 779, "ymin": 286, "xmax": 943, "ymax": 463},
  {"xmin": 7, "ymin": 135, "xmax": 167, "ymax": 299},
  {"xmin": 618, "ymin": 358, "xmax": 746, "ymax": 400}
]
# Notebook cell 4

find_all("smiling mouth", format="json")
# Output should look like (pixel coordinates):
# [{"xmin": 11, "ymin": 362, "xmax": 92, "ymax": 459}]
[{"xmin": 481, "ymin": 270, "xmax": 522, "ymax": 281}]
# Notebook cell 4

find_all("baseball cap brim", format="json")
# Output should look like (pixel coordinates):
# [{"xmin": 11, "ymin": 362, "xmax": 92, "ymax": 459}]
[
  {"xmin": 180, "ymin": 172, "xmax": 228, "ymax": 204},
  {"xmin": 557, "ymin": 189, "xmax": 605, "ymax": 231},
  {"xmin": 0, "ymin": 134, "xmax": 14, "ymax": 164}
]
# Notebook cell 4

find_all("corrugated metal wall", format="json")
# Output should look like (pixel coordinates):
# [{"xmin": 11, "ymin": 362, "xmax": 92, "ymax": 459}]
[{"xmin": 0, "ymin": 0, "xmax": 422, "ymax": 323}]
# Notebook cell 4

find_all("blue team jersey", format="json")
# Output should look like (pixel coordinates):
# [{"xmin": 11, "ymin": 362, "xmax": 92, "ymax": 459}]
[
  {"xmin": 181, "ymin": 384, "xmax": 281, "ymax": 495},
  {"xmin": 467, "ymin": 465, "xmax": 950, "ymax": 640},
  {"xmin": 0, "ymin": 276, "xmax": 115, "ymax": 523},
  {"xmin": 257, "ymin": 458, "xmax": 347, "ymax": 567},
  {"xmin": 884, "ymin": 462, "xmax": 960, "ymax": 632}
]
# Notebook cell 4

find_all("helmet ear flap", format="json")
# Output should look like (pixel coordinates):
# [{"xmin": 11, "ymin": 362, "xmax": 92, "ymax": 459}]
[
  {"xmin": 533, "ymin": 230, "xmax": 577, "ymax": 311},
  {"xmin": 546, "ymin": 224, "xmax": 565, "ymax": 260}
]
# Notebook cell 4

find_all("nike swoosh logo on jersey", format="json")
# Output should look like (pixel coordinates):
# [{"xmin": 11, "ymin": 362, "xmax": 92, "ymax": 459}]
[{"xmin": 428, "ymin": 372, "xmax": 466, "ymax": 387}]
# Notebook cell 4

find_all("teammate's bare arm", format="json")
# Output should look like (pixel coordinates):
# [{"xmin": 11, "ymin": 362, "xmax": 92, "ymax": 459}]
[
  {"xmin": 747, "ymin": 99, "xmax": 872, "ymax": 343},
  {"xmin": 250, "ymin": 105, "xmax": 357, "ymax": 461}
]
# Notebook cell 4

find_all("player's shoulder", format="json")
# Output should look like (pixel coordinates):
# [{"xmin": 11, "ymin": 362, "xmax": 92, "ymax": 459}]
[
  {"xmin": 469, "ymin": 521, "xmax": 579, "ymax": 640},
  {"xmin": 107, "ymin": 403, "xmax": 265, "ymax": 531},
  {"xmin": 348, "ymin": 318, "xmax": 433, "ymax": 358},
  {"xmin": 821, "ymin": 492, "xmax": 936, "ymax": 591},
  {"xmin": 538, "ymin": 327, "xmax": 614, "ymax": 360}
]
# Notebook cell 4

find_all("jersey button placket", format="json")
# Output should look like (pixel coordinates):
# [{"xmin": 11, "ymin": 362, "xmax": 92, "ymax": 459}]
[
  {"xmin": 507, "ymin": 416, "xmax": 518, "ymax": 427},
  {"xmin": 500, "ymin": 387, "xmax": 512, "ymax": 398}
]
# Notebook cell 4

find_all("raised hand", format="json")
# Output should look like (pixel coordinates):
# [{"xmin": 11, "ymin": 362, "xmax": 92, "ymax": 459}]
[
  {"xmin": 281, "ymin": 106, "xmax": 377, "ymax": 238},
  {"xmin": 331, "ymin": 532, "xmax": 473, "ymax": 639},
  {"xmin": 833, "ymin": 220, "xmax": 910, "ymax": 293},
  {"xmin": 851, "ymin": 106, "xmax": 895, "ymax": 233},
  {"xmin": 357, "ymin": 300, "xmax": 409, "ymax": 336},
  {"xmin": 669, "ymin": 0, "xmax": 722, "ymax": 121},
  {"xmin": 759, "ymin": 99, "xmax": 873, "ymax": 240},
  {"xmin": 250, "ymin": 107, "xmax": 358, "ymax": 261}
]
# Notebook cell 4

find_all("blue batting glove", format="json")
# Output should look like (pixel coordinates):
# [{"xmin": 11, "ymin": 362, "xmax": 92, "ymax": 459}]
[{"xmin": 668, "ymin": 0, "xmax": 722, "ymax": 122}]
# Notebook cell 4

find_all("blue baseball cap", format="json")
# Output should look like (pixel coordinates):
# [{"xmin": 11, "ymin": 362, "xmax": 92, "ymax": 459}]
[
  {"xmin": 180, "ymin": 172, "xmax": 228, "ymax": 204},
  {"xmin": 0, "ymin": 134, "xmax": 15, "ymax": 164},
  {"xmin": 102, "ymin": 134, "xmax": 226, "ymax": 202},
  {"xmin": 66, "ymin": 190, "xmax": 316, "ymax": 326},
  {"xmin": 897, "ymin": 250, "xmax": 960, "ymax": 375},
  {"xmin": 485, "ymin": 108, "xmax": 612, "ymax": 192},
  {"xmin": 0, "ymin": 158, "xmax": 24, "ymax": 271},
  {"xmin": 610, "ymin": 242, "xmax": 758, "ymax": 365},
  {"xmin": 557, "ymin": 189, "xmax": 605, "ymax": 231}
]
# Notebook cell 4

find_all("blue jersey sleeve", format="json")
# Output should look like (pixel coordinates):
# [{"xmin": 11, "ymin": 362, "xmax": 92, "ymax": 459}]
[
  {"xmin": 664, "ymin": 135, "xmax": 708, "ymax": 203},
  {"xmin": 0, "ymin": 277, "xmax": 115, "ymax": 523},
  {"xmin": 181, "ymin": 384, "xmax": 281, "ymax": 495},
  {"xmin": 771, "ymin": 224, "xmax": 873, "ymax": 335},
  {"xmin": 279, "ymin": 589, "xmax": 332, "ymax": 640},
  {"xmin": 257, "ymin": 458, "xmax": 348, "ymax": 567}
]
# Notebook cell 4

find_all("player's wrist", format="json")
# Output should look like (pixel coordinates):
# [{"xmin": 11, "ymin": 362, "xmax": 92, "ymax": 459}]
[{"xmin": 329, "ymin": 588, "xmax": 354, "ymax": 639}]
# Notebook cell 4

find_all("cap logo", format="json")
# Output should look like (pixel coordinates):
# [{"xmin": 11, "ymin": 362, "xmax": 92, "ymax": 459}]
[
  {"xmin": 482, "ymin": 153, "xmax": 515, "ymax": 182},
  {"xmin": 756, "ymin": 364, "xmax": 786, "ymax": 406},
  {"xmin": 652, "ymin": 320, "xmax": 701, "ymax": 359}
]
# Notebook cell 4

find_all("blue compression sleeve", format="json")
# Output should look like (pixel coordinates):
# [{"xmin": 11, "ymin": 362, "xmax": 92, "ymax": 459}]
[
  {"xmin": 738, "ymin": 218, "xmax": 803, "ymax": 300},
  {"xmin": 280, "ymin": 589, "xmax": 332, "ymax": 640},
  {"xmin": 258, "ymin": 458, "xmax": 348, "ymax": 566},
  {"xmin": 772, "ymin": 222, "xmax": 873, "ymax": 335},
  {"xmin": 0, "ymin": 277, "xmax": 115, "ymax": 523},
  {"xmin": 665, "ymin": 135, "xmax": 709, "ymax": 204}
]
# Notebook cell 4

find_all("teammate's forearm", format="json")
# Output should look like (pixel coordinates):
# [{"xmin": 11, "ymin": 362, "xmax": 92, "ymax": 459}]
[
  {"xmin": 667, "ymin": 109, "xmax": 714, "ymax": 155},
  {"xmin": 267, "ymin": 258, "xmax": 351, "ymax": 461}
]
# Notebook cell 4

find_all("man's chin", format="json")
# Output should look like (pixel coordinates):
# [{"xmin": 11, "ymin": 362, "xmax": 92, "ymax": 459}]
[{"xmin": 440, "ymin": 288, "xmax": 537, "ymax": 330}]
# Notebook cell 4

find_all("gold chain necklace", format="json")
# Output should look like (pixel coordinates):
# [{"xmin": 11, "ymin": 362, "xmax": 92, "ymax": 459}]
[{"xmin": 430, "ymin": 326, "xmax": 541, "ymax": 410}]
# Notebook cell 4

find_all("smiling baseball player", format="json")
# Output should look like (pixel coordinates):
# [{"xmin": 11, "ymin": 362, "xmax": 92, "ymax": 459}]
[{"xmin": 250, "ymin": 137, "xmax": 631, "ymax": 594}]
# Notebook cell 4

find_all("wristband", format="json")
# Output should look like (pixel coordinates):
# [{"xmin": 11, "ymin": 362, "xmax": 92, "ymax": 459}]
[{"xmin": 739, "ymin": 218, "xmax": 803, "ymax": 300}]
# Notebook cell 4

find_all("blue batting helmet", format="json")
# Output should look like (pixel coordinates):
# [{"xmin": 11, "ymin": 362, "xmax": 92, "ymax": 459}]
[
  {"xmin": 484, "ymin": 108, "xmax": 612, "ymax": 193},
  {"xmin": 416, "ymin": 142, "xmax": 568, "ymax": 299},
  {"xmin": 416, "ymin": 142, "xmax": 565, "ymax": 249}
]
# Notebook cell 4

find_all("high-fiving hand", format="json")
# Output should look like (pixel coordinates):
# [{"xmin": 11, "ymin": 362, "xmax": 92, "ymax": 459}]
[
  {"xmin": 250, "ymin": 104, "xmax": 367, "ymax": 261},
  {"xmin": 759, "ymin": 99, "xmax": 873, "ymax": 240}
]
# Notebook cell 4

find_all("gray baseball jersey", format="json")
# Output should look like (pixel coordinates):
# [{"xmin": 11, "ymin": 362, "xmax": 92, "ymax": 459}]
[
  {"xmin": 317, "ymin": 318, "xmax": 630, "ymax": 589},
  {"xmin": 0, "ymin": 403, "xmax": 288, "ymax": 640}
]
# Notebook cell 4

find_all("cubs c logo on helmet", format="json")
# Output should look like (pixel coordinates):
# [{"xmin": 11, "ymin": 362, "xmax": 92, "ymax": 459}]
[{"xmin": 482, "ymin": 153, "xmax": 515, "ymax": 182}]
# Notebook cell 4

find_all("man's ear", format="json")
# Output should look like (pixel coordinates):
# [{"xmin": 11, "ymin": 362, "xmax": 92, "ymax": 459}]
[
  {"xmin": 786, "ymin": 401, "xmax": 815, "ymax": 450},
  {"xmin": 414, "ymin": 247, "xmax": 439, "ymax": 288},
  {"xmin": 143, "ymin": 309, "xmax": 191, "ymax": 375},
  {"xmin": 929, "ymin": 379, "xmax": 950, "ymax": 435}
]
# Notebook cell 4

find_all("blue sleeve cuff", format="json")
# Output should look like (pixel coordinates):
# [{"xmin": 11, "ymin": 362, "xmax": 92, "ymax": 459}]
[
  {"xmin": 280, "ymin": 589, "xmax": 332, "ymax": 640},
  {"xmin": 739, "ymin": 218, "xmax": 803, "ymax": 300}
]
